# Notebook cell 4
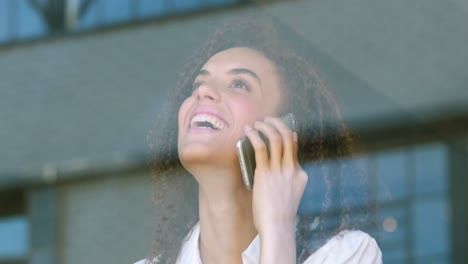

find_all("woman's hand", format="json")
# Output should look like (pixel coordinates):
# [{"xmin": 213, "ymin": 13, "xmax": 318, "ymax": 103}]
[{"xmin": 244, "ymin": 115, "xmax": 308, "ymax": 237}]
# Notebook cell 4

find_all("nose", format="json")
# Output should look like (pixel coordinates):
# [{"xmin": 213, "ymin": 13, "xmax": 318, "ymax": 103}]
[{"xmin": 195, "ymin": 83, "xmax": 220, "ymax": 102}]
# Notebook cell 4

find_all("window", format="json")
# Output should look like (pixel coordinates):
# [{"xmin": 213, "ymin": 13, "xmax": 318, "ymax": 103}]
[{"xmin": 0, "ymin": 0, "xmax": 244, "ymax": 45}]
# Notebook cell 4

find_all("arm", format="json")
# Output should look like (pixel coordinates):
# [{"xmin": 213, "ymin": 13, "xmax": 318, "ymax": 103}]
[{"xmin": 259, "ymin": 225, "xmax": 296, "ymax": 264}]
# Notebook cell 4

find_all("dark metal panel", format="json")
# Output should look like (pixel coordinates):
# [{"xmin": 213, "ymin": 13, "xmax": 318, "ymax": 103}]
[
  {"xmin": 448, "ymin": 137, "xmax": 468, "ymax": 264},
  {"xmin": 27, "ymin": 186, "xmax": 59, "ymax": 264}
]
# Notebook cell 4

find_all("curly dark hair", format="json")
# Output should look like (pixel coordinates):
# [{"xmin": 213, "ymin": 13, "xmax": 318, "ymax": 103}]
[{"xmin": 146, "ymin": 14, "xmax": 372, "ymax": 264}]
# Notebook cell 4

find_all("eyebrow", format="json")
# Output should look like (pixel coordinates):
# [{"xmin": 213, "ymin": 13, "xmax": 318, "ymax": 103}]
[{"xmin": 197, "ymin": 68, "xmax": 262, "ymax": 86}]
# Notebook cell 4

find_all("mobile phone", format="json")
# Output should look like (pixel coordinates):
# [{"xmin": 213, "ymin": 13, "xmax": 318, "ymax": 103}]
[{"xmin": 236, "ymin": 113, "xmax": 298, "ymax": 190}]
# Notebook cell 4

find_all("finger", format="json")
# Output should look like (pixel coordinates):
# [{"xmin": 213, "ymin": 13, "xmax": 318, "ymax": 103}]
[
  {"xmin": 254, "ymin": 120, "xmax": 283, "ymax": 169},
  {"xmin": 264, "ymin": 117, "xmax": 295, "ymax": 168},
  {"xmin": 292, "ymin": 131, "xmax": 299, "ymax": 165},
  {"xmin": 244, "ymin": 125, "xmax": 269, "ymax": 170}
]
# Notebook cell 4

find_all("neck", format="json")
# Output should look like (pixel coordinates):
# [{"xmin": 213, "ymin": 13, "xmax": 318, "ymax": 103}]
[{"xmin": 194, "ymin": 167, "xmax": 257, "ymax": 264}]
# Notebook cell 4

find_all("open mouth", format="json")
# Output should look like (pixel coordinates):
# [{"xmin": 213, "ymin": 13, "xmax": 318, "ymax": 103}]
[{"xmin": 190, "ymin": 114, "xmax": 227, "ymax": 130}]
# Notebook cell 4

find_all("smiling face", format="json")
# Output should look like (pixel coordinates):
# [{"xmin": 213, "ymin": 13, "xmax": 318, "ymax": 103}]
[{"xmin": 177, "ymin": 47, "xmax": 284, "ymax": 171}]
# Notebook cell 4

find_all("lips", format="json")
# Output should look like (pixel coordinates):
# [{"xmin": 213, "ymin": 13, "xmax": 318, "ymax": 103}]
[
  {"xmin": 188, "ymin": 107, "xmax": 228, "ymax": 131},
  {"xmin": 190, "ymin": 113, "xmax": 227, "ymax": 130}
]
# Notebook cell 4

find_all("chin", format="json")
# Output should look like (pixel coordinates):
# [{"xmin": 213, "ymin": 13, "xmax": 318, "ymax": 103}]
[
  {"xmin": 179, "ymin": 146, "xmax": 238, "ymax": 170},
  {"xmin": 179, "ymin": 147, "xmax": 211, "ymax": 163}
]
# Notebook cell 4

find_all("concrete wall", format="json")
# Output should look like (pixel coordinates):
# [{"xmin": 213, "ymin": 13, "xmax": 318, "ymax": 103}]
[
  {"xmin": 60, "ymin": 170, "xmax": 154, "ymax": 264},
  {"xmin": 3, "ymin": 0, "xmax": 467, "ymax": 173}
]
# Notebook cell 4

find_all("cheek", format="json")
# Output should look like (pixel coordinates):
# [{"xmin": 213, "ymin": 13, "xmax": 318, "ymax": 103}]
[{"xmin": 229, "ymin": 96, "xmax": 263, "ymax": 125}]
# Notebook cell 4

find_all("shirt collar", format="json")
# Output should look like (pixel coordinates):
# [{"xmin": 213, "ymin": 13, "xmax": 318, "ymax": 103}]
[
  {"xmin": 241, "ymin": 234, "xmax": 261, "ymax": 263},
  {"xmin": 177, "ymin": 221, "xmax": 261, "ymax": 264}
]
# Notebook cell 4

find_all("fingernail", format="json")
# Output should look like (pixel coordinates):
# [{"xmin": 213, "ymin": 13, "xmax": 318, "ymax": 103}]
[{"xmin": 293, "ymin": 132, "xmax": 298, "ymax": 142}]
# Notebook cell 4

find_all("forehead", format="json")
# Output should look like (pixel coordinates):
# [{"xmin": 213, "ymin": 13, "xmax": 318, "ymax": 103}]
[{"xmin": 202, "ymin": 47, "xmax": 278, "ymax": 76}]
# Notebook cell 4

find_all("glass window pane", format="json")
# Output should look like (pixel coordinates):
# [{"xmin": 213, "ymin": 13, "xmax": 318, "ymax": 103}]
[
  {"xmin": 375, "ymin": 149, "xmax": 408, "ymax": 202},
  {"xmin": 137, "ymin": 0, "xmax": 165, "ymax": 18},
  {"xmin": 17, "ymin": 0, "xmax": 46, "ymax": 39},
  {"xmin": 382, "ymin": 248, "xmax": 406, "ymax": 264},
  {"xmin": 340, "ymin": 155, "xmax": 372, "ymax": 207},
  {"xmin": 412, "ymin": 196, "xmax": 450, "ymax": 257},
  {"xmin": 209, "ymin": 0, "xmax": 238, "ymax": 4},
  {"xmin": 298, "ymin": 162, "xmax": 326, "ymax": 214},
  {"xmin": 0, "ymin": 0, "xmax": 8, "ymax": 43},
  {"xmin": 0, "ymin": 216, "xmax": 29, "ymax": 259},
  {"xmin": 414, "ymin": 254, "xmax": 450, "ymax": 264},
  {"xmin": 414, "ymin": 143, "xmax": 448, "ymax": 195},
  {"xmin": 102, "ymin": 0, "xmax": 130, "ymax": 25},
  {"xmin": 378, "ymin": 206, "xmax": 407, "ymax": 248},
  {"xmin": 79, "ymin": 0, "xmax": 102, "ymax": 30}
]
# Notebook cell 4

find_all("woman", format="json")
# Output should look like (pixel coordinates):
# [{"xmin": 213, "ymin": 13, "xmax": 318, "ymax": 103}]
[{"xmin": 140, "ymin": 15, "xmax": 382, "ymax": 264}]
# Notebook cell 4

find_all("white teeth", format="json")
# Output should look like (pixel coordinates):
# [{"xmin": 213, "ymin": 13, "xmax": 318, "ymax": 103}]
[{"xmin": 190, "ymin": 114, "xmax": 226, "ymax": 130}]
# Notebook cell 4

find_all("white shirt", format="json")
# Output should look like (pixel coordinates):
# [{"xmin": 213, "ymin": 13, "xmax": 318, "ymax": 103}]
[{"xmin": 135, "ymin": 221, "xmax": 382, "ymax": 264}]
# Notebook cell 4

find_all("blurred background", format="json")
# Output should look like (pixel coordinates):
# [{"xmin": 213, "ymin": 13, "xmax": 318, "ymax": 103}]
[{"xmin": 0, "ymin": 0, "xmax": 467, "ymax": 263}]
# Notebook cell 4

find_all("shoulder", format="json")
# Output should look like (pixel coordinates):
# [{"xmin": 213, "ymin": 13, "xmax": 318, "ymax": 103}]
[
  {"xmin": 303, "ymin": 230, "xmax": 382, "ymax": 264},
  {"xmin": 133, "ymin": 257, "xmax": 160, "ymax": 264},
  {"xmin": 133, "ymin": 222, "xmax": 200, "ymax": 264}
]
